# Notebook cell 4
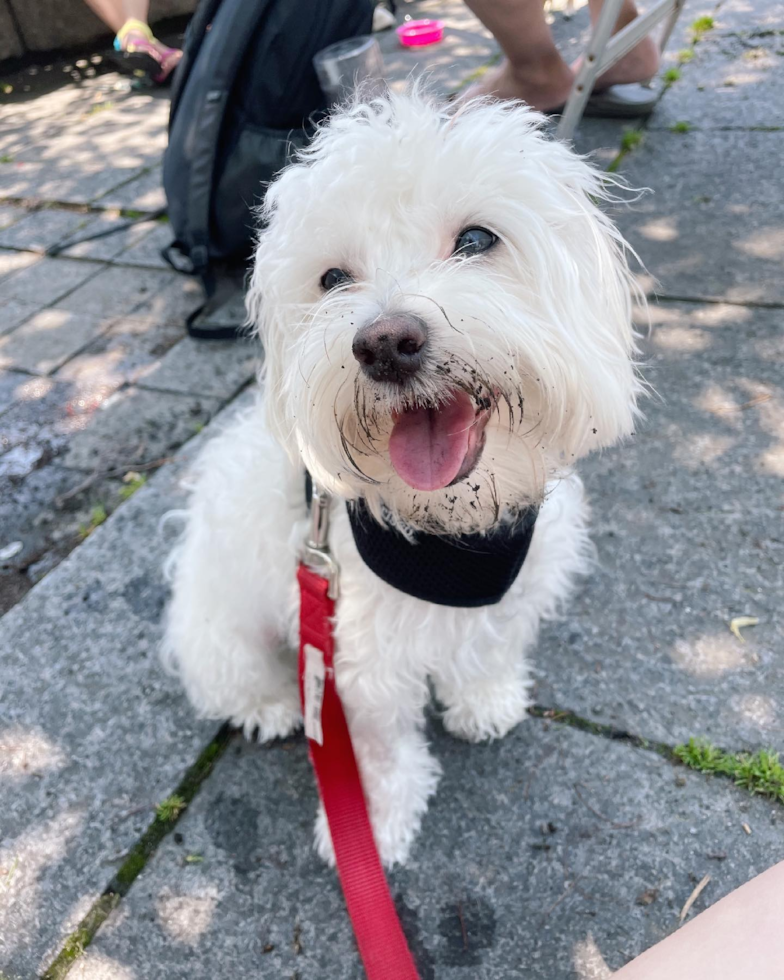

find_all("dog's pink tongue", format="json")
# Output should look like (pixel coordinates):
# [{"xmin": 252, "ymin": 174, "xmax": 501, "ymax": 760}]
[{"xmin": 389, "ymin": 392, "xmax": 475, "ymax": 491}]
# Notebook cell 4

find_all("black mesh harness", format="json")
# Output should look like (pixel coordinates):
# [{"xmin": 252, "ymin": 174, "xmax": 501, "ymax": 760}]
[{"xmin": 306, "ymin": 473, "xmax": 538, "ymax": 608}]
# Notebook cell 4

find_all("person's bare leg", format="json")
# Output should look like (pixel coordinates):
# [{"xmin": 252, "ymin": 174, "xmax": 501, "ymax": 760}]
[
  {"xmin": 462, "ymin": 0, "xmax": 575, "ymax": 111},
  {"xmin": 82, "ymin": 0, "xmax": 150, "ymax": 34},
  {"xmin": 614, "ymin": 861, "xmax": 784, "ymax": 979},
  {"xmin": 576, "ymin": 0, "xmax": 660, "ymax": 89}
]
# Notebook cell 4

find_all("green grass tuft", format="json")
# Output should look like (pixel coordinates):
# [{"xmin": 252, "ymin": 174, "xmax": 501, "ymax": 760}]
[
  {"xmin": 670, "ymin": 120, "xmax": 692, "ymax": 133},
  {"xmin": 119, "ymin": 474, "xmax": 147, "ymax": 500},
  {"xmin": 156, "ymin": 794, "xmax": 186, "ymax": 822},
  {"xmin": 85, "ymin": 101, "xmax": 114, "ymax": 116},
  {"xmin": 678, "ymin": 48, "xmax": 695, "ymax": 63},
  {"xmin": 674, "ymin": 738, "xmax": 784, "ymax": 802},
  {"xmin": 0, "ymin": 154, "xmax": 12, "ymax": 164},
  {"xmin": 79, "ymin": 503, "xmax": 108, "ymax": 539},
  {"xmin": 620, "ymin": 127, "xmax": 644, "ymax": 153},
  {"xmin": 691, "ymin": 14, "xmax": 715, "ymax": 38},
  {"xmin": 663, "ymin": 67, "xmax": 682, "ymax": 83},
  {"xmin": 41, "ymin": 895, "xmax": 120, "ymax": 980}
]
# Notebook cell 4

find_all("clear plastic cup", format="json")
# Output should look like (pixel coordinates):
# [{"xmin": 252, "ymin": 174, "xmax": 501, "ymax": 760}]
[{"xmin": 313, "ymin": 36, "xmax": 385, "ymax": 106}]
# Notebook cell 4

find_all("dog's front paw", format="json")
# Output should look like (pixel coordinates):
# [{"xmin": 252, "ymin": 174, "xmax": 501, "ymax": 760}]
[
  {"xmin": 313, "ymin": 746, "xmax": 441, "ymax": 868},
  {"xmin": 313, "ymin": 799, "xmax": 420, "ymax": 869},
  {"xmin": 234, "ymin": 695, "xmax": 302, "ymax": 743},
  {"xmin": 442, "ymin": 679, "xmax": 530, "ymax": 742}
]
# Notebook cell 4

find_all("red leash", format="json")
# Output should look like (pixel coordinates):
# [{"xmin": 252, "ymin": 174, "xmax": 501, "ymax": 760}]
[{"xmin": 297, "ymin": 489, "xmax": 420, "ymax": 980}]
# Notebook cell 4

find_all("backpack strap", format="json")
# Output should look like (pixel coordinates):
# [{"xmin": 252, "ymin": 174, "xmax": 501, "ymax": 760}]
[
  {"xmin": 168, "ymin": 0, "xmax": 278, "ymax": 279},
  {"xmin": 168, "ymin": 0, "xmax": 226, "ymax": 125}
]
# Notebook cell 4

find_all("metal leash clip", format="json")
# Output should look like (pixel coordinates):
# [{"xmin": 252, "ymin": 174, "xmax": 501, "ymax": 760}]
[{"xmin": 300, "ymin": 483, "xmax": 340, "ymax": 600}]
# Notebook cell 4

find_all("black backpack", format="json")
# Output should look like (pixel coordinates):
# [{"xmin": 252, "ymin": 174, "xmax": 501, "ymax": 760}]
[{"xmin": 162, "ymin": 0, "xmax": 374, "ymax": 336}]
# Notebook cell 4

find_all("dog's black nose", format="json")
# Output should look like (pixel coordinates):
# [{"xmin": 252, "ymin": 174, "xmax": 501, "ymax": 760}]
[{"xmin": 352, "ymin": 315, "xmax": 428, "ymax": 384}]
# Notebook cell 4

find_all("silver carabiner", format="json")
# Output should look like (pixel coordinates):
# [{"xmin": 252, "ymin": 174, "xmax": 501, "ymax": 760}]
[{"xmin": 300, "ymin": 482, "xmax": 340, "ymax": 600}]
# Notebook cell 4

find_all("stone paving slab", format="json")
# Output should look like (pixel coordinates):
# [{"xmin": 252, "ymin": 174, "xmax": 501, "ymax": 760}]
[
  {"xmin": 1, "ymin": 301, "xmax": 41, "ymax": 338},
  {"xmin": 536, "ymin": 301, "xmax": 784, "ymax": 750},
  {"xmin": 60, "ymin": 216, "xmax": 161, "ymax": 264},
  {"xmin": 93, "ymin": 164, "xmax": 166, "ymax": 213},
  {"xmin": 0, "ymin": 161, "xmax": 146, "ymax": 208},
  {"xmin": 649, "ymin": 34, "xmax": 784, "ymax": 131},
  {"xmin": 0, "ymin": 309, "xmax": 115, "ymax": 375},
  {"xmin": 0, "ymin": 411, "xmax": 237, "ymax": 977},
  {"xmin": 613, "ymin": 129, "xmax": 784, "ymax": 304},
  {"xmin": 71, "ymin": 719, "xmax": 783, "ymax": 980},
  {"xmin": 0, "ymin": 462, "xmax": 119, "ymax": 613},
  {"xmin": 709, "ymin": 0, "xmax": 784, "ymax": 31},
  {"xmin": 0, "ymin": 207, "xmax": 94, "ymax": 253},
  {"xmin": 190, "ymin": 289, "xmax": 247, "ymax": 330},
  {"xmin": 0, "ymin": 369, "xmax": 29, "ymax": 416},
  {"xmin": 55, "ymin": 316, "xmax": 187, "ymax": 398},
  {"xmin": 0, "ymin": 377, "xmax": 93, "ymax": 479},
  {"xmin": 14, "ymin": 109, "xmax": 168, "ymax": 173},
  {"xmin": 0, "ymin": 249, "xmax": 40, "ymax": 286},
  {"xmin": 53, "ymin": 265, "xmax": 184, "ymax": 320},
  {"xmin": 3, "ymin": 256, "xmax": 100, "ymax": 307},
  {"xmin": 127, "ymin": 275, "xmax": 205, "ymax": 327},
  {"xmin": 137, "ymin": 337, "xmax": 257, "ymax": 400},
  {"xmin": 60, "ymin": 386, "xmax": 221, "ymax": 473},
  {"xmin": 109, "ymin": 221, "xmax": 172, "ymax": 270},
  {"xmin": 0, "ymin": 205, "xmax": 28, "ymax": 231}
]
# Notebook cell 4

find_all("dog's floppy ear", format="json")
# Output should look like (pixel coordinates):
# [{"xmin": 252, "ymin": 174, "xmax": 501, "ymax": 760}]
[
  {"xmin": 246, "ymin": 222, "xmax": 293, "ymax": 454},
  {"xmin": 514, "ymin": 124, "xmax": 644, "ymax": 459}
]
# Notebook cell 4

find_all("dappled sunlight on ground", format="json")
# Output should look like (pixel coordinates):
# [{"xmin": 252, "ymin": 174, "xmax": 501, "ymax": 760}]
[
  {"xmin": 731, "ymin": 693, "xmax": 777, "ymax": 731},
  {"xmin": 0, "ymin": 725, "xmax": 68, "ymax": 781},
  {"xmin": 736, "ymin": 227, "xmax": 784, "ymax": 263},
  {"xmin": 155, "ymin": 888, "xmax": 219, "ymax": 946},
  {"xmin": 70, "ymin": 950, "xmax": 138, "ymax": 979},
  {"xmin": 652, "ymin": 324, "xmax": 711, "ymax": 351},
  {"xmin": 670, "ymin": 631, "xmax": 759, "ymax": 679},
  {"xmin": 573, "ymin": 933, "xmax": 614, "ymax": 979},
  {"xmin": 0, "ymin": 807, "xmax": 85, "ymax": 958},
  {"xmin": 638, "ymin": 216, "xmax": 678, "ymax": 243},
  {"xmin": 672, "ymin": 431, "xmax": 737, "ymax": 469}
]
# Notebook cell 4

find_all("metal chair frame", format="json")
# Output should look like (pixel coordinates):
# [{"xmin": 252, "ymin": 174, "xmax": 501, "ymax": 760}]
[{"xmin": 556, "ymin": 0, "xmax": 686, "ymax": 140}]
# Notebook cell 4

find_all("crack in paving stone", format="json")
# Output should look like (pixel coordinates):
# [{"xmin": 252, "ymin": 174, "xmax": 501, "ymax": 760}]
[
  {"xmin": 654, "ymin": 293, "xmax": 784, "ymax": 309},
  {"xmin": 39, "ymin": 724, "xmax": 232, "ymax": 980},
  {"xmin": 530, "ymin": 705, "xmax": 784, "ymax": 807}
]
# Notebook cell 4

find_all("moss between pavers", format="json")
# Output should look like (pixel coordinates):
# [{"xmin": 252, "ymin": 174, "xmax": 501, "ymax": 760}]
[
  {"xmin": 531, "ymin": 705, "xmax": 784, "ymax": 807},
  {"xmin": 40, "ymin": 724, "xmax": 233, "ymax": 980},
  {"xmin": 529, "ymin": 704, "xmax": 676, "ymax": 758}
]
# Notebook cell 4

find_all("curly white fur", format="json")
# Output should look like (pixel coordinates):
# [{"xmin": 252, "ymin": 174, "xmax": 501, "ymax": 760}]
[{"xmin": 163, "ymin": 92, "xmax": 641, "ymax": 867}]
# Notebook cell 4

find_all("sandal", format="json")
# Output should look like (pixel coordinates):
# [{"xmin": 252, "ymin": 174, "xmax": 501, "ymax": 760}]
[{"xmin": 111, "ymin": 18, "xmax": 182, "ymax": 85}]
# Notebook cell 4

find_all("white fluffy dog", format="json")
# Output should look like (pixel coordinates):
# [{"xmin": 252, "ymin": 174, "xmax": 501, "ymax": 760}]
[{"xmin": 164, "ymin": 92, "xmax": 642, "ymax": 867}]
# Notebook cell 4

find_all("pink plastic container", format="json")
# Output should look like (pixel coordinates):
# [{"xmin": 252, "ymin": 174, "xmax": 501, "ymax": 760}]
[{"xmin": 396, "ymin": 19, "xmax": 445, "ymax": 47}]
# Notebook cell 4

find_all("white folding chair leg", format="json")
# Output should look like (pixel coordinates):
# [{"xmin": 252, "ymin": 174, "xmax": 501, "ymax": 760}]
[
  {"xmin": 556, "ymin": 0, "xmax": 686, "ymax": 141},
  {"xmin": 556, "ymin": 0, "xmax": 625, "ymax": 141}
]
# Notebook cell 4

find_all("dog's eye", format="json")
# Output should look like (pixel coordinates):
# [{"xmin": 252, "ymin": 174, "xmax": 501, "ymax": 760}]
[
  {"xmin": 321, "ymin": 268, "xmax": 353, "ymax": 291},
  {"xmin": 453, "ymin": 227, "xmax": 497, "ymax": 258}
]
